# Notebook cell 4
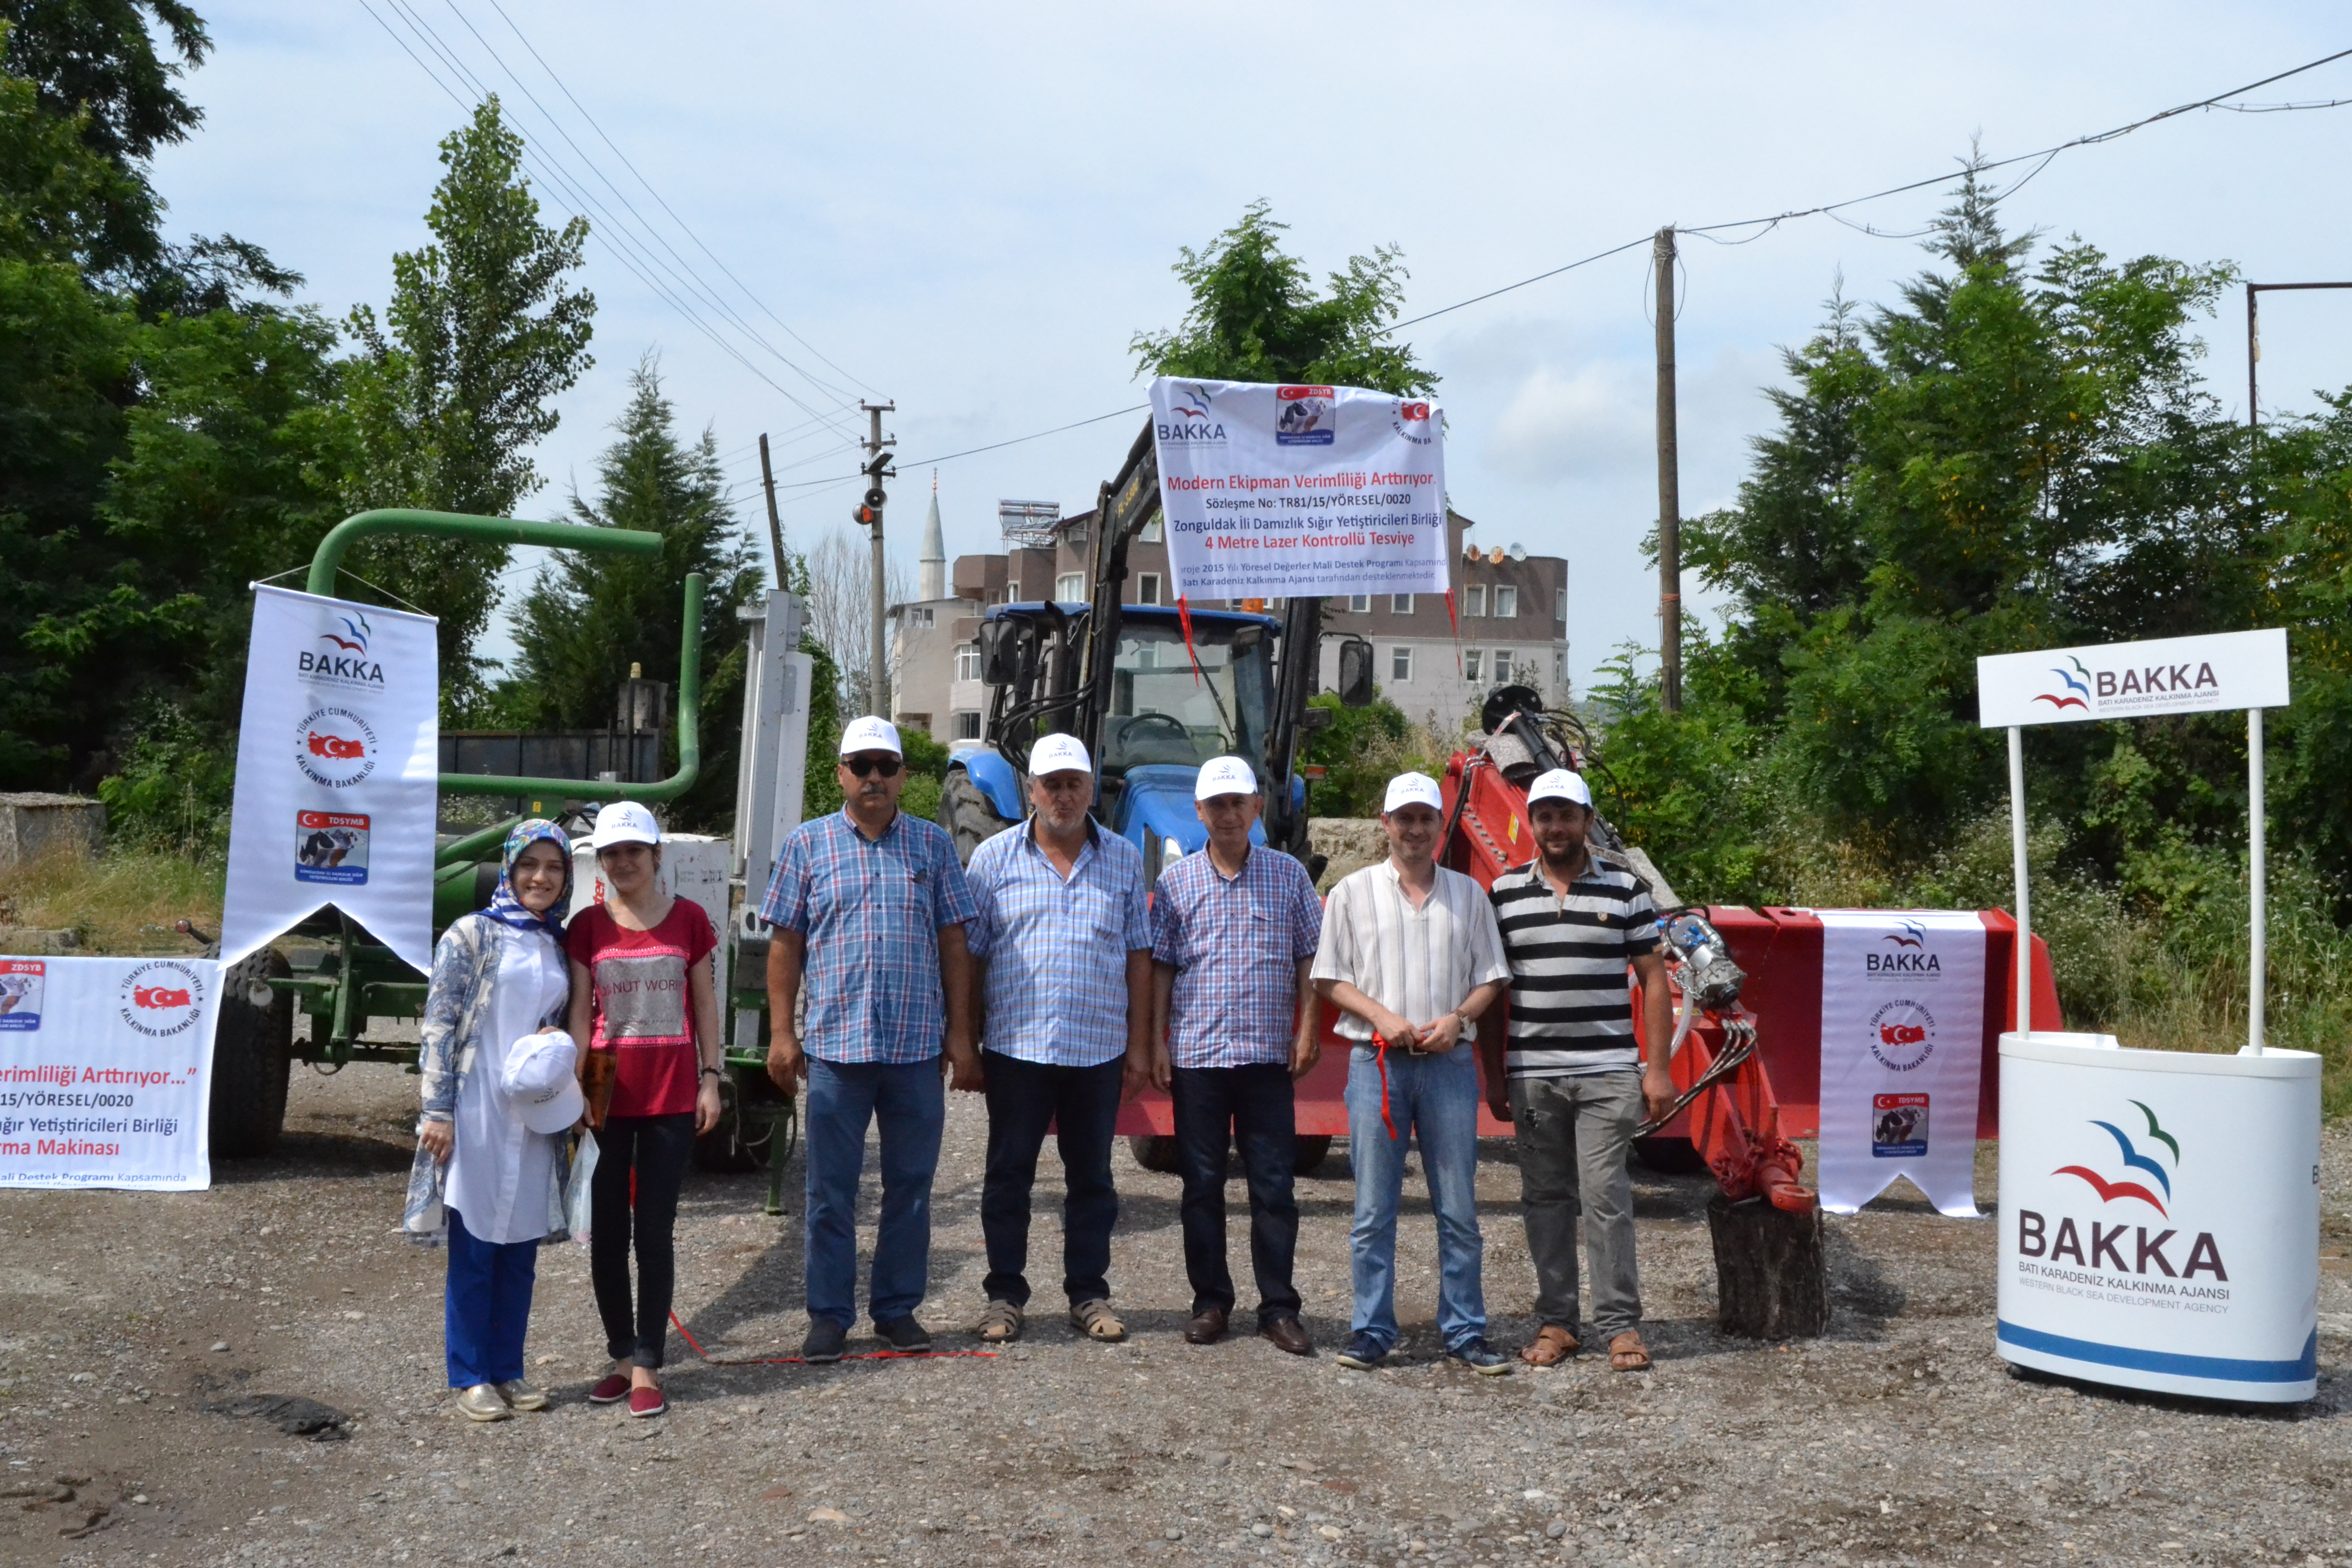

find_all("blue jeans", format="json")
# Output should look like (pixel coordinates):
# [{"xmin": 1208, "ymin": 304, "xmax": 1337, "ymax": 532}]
[
  {"xmin": 1343, "ymin": 1044, "xmax": 1486, "ymax": 1352},
  {"xmin": 445, "ymin": 1208, "xmax": 537, "ymax": 1388},
  {"xmin": 804, "ymin": 1056, "xmax": 946, "ymax": 1327}
]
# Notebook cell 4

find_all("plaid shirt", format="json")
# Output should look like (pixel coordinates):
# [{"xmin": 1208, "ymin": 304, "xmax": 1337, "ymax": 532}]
[
  {"xmin": 965, "ymin": 819, "xmax": 1151, "ymax": 1067},
  {"xmin": 1150, "ymin": 845, "xmax": 1324, "ymax": 1069},
  {"xmin": 757, "ymin": 808, "xmax": 978, "ymax": 1065}
]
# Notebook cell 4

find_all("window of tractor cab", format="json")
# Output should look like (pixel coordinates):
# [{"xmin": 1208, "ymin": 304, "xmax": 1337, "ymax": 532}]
[{"xmin": 1102, "ymin": 622, "xmax": 1268, "ymax": 773}]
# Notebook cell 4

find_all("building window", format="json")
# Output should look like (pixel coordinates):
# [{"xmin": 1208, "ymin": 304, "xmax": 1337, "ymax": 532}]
[
  {"xmin": 1554, "ymin": 651, "xmax": 1567, "ymax": 684},
  {"xmin": 1464, "ymin": 649, "xmax": 1483, "ymax": 682},
  {"xmin": 1140, "ymin": 517, "xmax": 1163, "ymax": 543},
  {"xmin": 1056, "ymin": 573, "xmax": 1084, "ymax": 601},
  {"xmin": 1493, "ymin": 585, "xmax": 1517, "ymax": 619},
  {"xmin": 899, "ymin": 713, "xmax": 932, "ymax": 733},
  {"xmin": 1555, "ymin": 588, "xmax": 1567, "ymax": 623},
  {"xmin": 1137, "ymin": 573, "xmax": 1161, "ymax": 606},
  {"xmin": 1391, "ymin": 646, "xmax": 1413, "ymax": 681},
  {"xmin": 907, "ymin": 606, "xmax": 935, "ymax": 628},
  {"xmin": 1006, "ymin": 579, "xmax": 1020, "ymax": 603},
  {"xmin": 1391, "ymin": 594, "xmax": 1414, "ymax": 615},
  {"xmin": 954, "ymin": 643, "xmax": 981, "ymax": 682},
  {"xmin": 952, "ymin": 710, "xmax": 982, "ymax": 741},
  {"xmin": 1493, "ymin": 649, "xmax": 1514, "ymax": 683},
  {"xmin": 1464, "ymin": 584, "xmax": 1486, "ymax": 617},
  {"xmin": 1346, "ymin": 594, "xmax": 1370, "ymax": 612}
]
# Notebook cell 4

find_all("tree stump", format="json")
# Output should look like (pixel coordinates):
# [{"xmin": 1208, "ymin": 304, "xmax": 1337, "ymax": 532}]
[{"xmin": 1707, "ymin": 1193, "xmax": 1828, "ymax": 1338}]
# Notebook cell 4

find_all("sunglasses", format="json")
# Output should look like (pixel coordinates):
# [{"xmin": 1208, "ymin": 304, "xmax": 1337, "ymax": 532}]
[{"xmin": 842, "ymin": 756, "xmax": 903, "ymax": 778}]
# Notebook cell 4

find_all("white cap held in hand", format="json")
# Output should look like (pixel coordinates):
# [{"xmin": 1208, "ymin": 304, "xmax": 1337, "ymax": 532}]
[
  {"xmin": 1382, "ymin": 772, "xmax": 1444, "ymax": 815},
  {"xmin": 503, "ymin": 1029, "xmax": 584, "ymax": 1135},
  {"xmin": 1194, "ymin": 755, "xmax": 1260, "ymax": 802},
  {"xmin": 1028, "ymin": 732, "xmax": 1092, "ymax": 777},
  {"xmin": 839, "ymin": 715, "xmax": 902, "ymax": 756},
  {"xmin": 589, "ymin": 800, "xmax": 661, "ymax": 850},
  {"xmin": 1526, "ymin": 769, "xmax": 1593, "ymax": 808}
]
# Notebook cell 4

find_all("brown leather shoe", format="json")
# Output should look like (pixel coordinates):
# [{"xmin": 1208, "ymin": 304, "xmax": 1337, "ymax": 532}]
[
  {"xmin": 1183, "ymin": 1306, "xmax": 1228, "ymax": 1344},
  {"xmin": 1260, "ymin": 1315, "xmax": 1314, "ymax": 1357}
]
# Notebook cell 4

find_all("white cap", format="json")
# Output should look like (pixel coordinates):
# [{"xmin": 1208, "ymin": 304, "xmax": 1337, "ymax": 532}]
[
  {"xmin": 839, "ymin": 715, "xmax": 902, "ymax": 756},
  {"xmin": 1526, "ymin": 769, "xmax": 1593, "ymax": 808},
  {"xmin": 589, "ymin": 800, "xmax": 661, "ymax": 850},
  {"xmin": 1194, "ymin": 755, "xmax": 1260, "ymax": 801},
  {"xmin": 503, "ymin": 1029, "xmax": 584, "ymax": 1135},
  {"xmin": 1028, "ymin": 732, "xmax": 1092, "ymax": 777},
  {"xmin": 1381, "ymin": 772, "xmax": 1444, "ymax": 815}
]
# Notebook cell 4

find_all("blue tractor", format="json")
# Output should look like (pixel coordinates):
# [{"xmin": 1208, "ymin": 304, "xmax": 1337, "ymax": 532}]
[{"xmin": 938, "ymin": 422, "xmax": 1374, "ymax": 873}]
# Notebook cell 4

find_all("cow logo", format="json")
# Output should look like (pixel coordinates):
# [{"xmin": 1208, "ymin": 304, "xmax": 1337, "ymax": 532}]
[
  {"xmin": 1157, "ymin": 382, "xmax": 1227, "ymax": 445},
  {"xmin": 1391, "ymin": 399, "xmax": 1435, "ymax": 445},
  {"xmin": 1274, "ymin": 384, "xmax": 1335, "ymax": 446},
  {"xmin": 0, "ymin": 959, "xmax": 44, "ymax": 1032},
  {"xmin": 295, "ymin": 706, "xmax": 378, "ymax": 789},
  {"xmin": 2033, "ymin": 655, "xmax": 2093, "ymax": 713},
  {"xmin": 118, "ymin": 960, "xmax": 206, "ymax": 1038},
  {"xmin": 1866, "ymin": 999, "xmax": 1937, "ymax": 1071},
  {"xmin": 295, "ymin": 810, "xmax": 371, "ymax": 886},
  {"xmin": 1872, "ymin": 1092, "xmax": 1929, "ymax": 1158},
  {"xmin": 2053, "ymin": 1100, "xmax": 2177, "ymax": 1216}
]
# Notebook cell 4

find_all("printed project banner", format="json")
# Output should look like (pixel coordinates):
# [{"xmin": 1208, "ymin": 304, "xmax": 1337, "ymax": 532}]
[
  {"xmin": 0, "ymin": 955, "xmax": 216, "ymax": 1189},
  {"xmin": 1817, "ymin": 910, "xmax": 1988, "ymax": 1216},
  {"xmin": 1148, "ymin": 376, "xmax": 1447, "ymax": 599},
  {"xmin": 222, "ymin": 587, "xmax": 439, "ymax": 973}
]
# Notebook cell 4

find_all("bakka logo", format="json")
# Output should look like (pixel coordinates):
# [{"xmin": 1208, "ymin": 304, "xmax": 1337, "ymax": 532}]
[
  {"xmin": 1157, "ymin": 382, "xmax": 1228, "ymax": 444},
  {"xmin": 299, "ymin": 611, "xmax": 386, "ymax": 687},
  {"xmin": 1865, "ymin": 922, "xmax": 1940, "ymax": 974},
  {"xmin": 1865, "ymin": 999, "xmax": 1937, "ymax": 1070},
  {"xmin": 117, "ymin": 961, "xmax": 205, "ymax": 1037},
  {"xmin": 1882, "ymin": 919, "xmax": 1927, "ymax": 949},
  {"xmin": 2054, "ymin": 1100, "xmax": 2178, "ymax": 1216},
  {"xmin": 294, "ymin": 706, "xmax": 378, "ymax": 789},
  {"xmin": 320, "ymin": 612, "xmax": 370, "ymax": 655},
  {"xmin": 2035, "ymin": 655, "xmax": 2094, "ymax": 712}
]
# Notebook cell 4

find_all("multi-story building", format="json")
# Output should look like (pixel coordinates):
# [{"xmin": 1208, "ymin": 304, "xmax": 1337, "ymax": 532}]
[{"xmin": 890, "ymin": 499, "xmax": 1568, "ymax": 741}]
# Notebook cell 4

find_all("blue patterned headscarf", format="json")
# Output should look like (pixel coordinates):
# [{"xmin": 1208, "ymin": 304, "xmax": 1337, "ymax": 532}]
[{"xmin": 483, "ymin": 818, "xmax": 573, "ymax": 940}]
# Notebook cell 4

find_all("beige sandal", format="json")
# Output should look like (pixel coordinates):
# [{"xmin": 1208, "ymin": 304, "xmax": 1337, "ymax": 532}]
[
  {"xmin": 1069, "ymin": 1298, "xmax": 1126, "ymax": 1341},
  {"xmin": 1608, "ymin": 1330, "xmax": 1652, "ymax": 1372},
  {"xmin": 975, "ymin": 1300, "xmax": 1024, "ymax": 1343},
  {"xmin": 1518, "ymin": 1325, "xmax": 1579, "ymax": 1366}
]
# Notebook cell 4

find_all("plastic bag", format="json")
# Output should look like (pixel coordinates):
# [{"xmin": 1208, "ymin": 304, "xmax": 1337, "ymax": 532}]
[{"xmin": 565, "ymin": 1129, "xmax": 598, "ymax": 1248}]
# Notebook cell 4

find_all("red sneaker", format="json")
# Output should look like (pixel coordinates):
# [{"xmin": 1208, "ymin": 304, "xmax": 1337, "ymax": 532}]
[
  {"xmin": 628, "ymin": 1385, "xmax": 666, "ymax": 1419},
  {"xmin": 586, "ymin": 1374, "xmax": 630, "ymax": 1405}
]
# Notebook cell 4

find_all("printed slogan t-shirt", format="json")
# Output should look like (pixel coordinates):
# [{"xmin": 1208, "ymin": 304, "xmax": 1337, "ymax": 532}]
[{"xmin": 567, "ymin": 898, "xmax": 716, "ymax": 1118}]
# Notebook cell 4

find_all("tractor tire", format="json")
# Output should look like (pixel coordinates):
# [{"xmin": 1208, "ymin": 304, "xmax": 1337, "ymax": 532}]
[
  {"xmin": 693, "ymin": 1072, "xmax": 791, "ymax": 1174},
  {"xmin": 1126, "ymin": 1134, "xmax": 1181, "ymax": 1174},
  {"xmin": 208, "ymin": 950, "xmax": 293, "ymax": 1159},
  {"xmin": 1291, "ymin": 1135, "xmax": 1334, "ymax": 1175},
  {"xmin": 940, "ymin": 768, "xmax": 1015, "ymax": 867},
  {"xmin": 1631, "ymin": 1134, "xmax": 1709, "ymax": 1176}
]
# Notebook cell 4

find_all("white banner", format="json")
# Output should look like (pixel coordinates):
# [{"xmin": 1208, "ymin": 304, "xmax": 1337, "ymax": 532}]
[
  {"xmin": 1996, "ymin": 1034, "xmax": 2318, "ymax": 1402},
  {"xmin": 222, "ymin": 587, "xmax": 439, "ymax": 973},
  {"xmin": 1817, "ymin": 911, "xmax": 1988, "ymax": 1216},
  {"xmin": 0, "ymin": 955, "xmax": 216, "ymax": 1189},
  {"xmin": 1148, "ymin": 376, "xmax": 1447, "ymax": 600},
  {"xmin": 1977, "ymin": 628, "xmax": 2289, "ymax": 728}
]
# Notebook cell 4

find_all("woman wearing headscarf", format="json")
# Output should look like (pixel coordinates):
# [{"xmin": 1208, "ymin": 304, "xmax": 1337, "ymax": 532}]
[{"xmin": 403, "ymin": 819, "xmax": 583, "ymax": 1423}]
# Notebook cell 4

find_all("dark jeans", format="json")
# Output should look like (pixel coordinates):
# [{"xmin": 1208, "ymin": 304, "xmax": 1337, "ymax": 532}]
[
  {"xmin": 981, "ymin": 1050, "xmax": 1124, "ymax": 1307},
  {"xmin": 589, "ymin": 1113, "xmax": 695, "ymax": 1368},
  {"xmin": 1169, "ymin": 1062, "xmax": 1302, "ymax": 1325}
]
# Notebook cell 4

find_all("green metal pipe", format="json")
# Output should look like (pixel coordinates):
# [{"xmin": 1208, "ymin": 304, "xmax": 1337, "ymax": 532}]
[{"xmin": 305, "ymin": 508, "xmax": 659, "ymax": 597}]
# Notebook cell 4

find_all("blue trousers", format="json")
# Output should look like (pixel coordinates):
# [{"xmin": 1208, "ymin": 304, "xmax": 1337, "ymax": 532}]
[
  {"xmin": 445, "ymin": 1208, "xmax": 537, "ymax": 1388},
  {"xmin": 1343, "ymin": 1044, "xmax": 1487, "ymax": 1353},
  {"xmin": 804, "ymin": 1056, "xmax": 946, "ymax": 1327}
]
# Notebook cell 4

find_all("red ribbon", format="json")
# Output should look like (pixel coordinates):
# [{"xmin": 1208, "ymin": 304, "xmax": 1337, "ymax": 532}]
[
  {"xmin": 1444, "ymin": 588, "xmax": 1462, "ymax": 679},
  {"xmin": 1175, "ymin": 594, "xmax": 1206, "ymax": 687},
  {"xmin": 1376, "ymin": 1038, "xmax": 1399, "ymax": 1140}
]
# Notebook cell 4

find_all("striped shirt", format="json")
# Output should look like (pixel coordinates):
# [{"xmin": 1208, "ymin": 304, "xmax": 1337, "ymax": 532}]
[
  {"xmin": 1151, "ymin": 844, "xmax": 1325, "ymax": 1069},
  {"xmin": 1310, "ymin": 860, "xmax": 1510, "ymax": 1043},
  {"xmin": 757, "ymin": 808, "xmax": 978, "ymax": 1065},
  {"xmin": 1489, "ymin": 854, "xmax": 1658, "ymax": 1077},
  {"xmin": 966, "ymin": 819, "xmax": 1152, "ymax": 1068}
]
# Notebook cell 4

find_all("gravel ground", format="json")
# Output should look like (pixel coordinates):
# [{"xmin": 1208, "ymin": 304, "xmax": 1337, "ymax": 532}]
[{"xmin": 2, "ymin": 1060, "xmax": 2347, "ymax": 1568}]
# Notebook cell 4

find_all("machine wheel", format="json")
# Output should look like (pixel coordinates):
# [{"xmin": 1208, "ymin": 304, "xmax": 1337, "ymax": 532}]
[
  {"xmin": 1292, "ymin": 1135, "xmax": 1334, "ymax": 1174},
  {"xmin": 1126, "ymin": 1134, "xmax": 1181, "ymax": 1174},
  {"xmin": 939, "ymin": 768, "xmax": 1015, "ymax": 866},
  {"xmin": 693, "ymin": 1071, "xmax": 791, "ymax": 1173},
  {"xmin": 209, "ymin": 950, "xmax": 293, "ymax": 1159},
  {"xmin": 1631, "ymin": 1135, "xmax": 1709, "ymax": 1175}
]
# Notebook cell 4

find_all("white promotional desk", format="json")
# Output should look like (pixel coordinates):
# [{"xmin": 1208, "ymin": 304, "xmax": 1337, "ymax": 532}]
[{"xmin": 1996, "ymin": 1031, "xmax": 2319, "ymax": 1403}]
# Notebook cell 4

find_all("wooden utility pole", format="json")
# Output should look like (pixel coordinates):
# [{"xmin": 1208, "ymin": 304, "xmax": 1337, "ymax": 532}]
[
  {"xmin": 860, "ymin": 401, "xmax": 896, "ymax": 720},
  {"xmin": 757, "ymin": 433, "xmax": 788, "ymax": 586},
  {"xmin": 1654, "ymin": 226, "xmax": 1682, "ymax": 713}
]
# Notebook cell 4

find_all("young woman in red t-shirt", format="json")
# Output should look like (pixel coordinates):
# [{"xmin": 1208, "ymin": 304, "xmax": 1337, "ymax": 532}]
[{"xmin": 564, "ymin": 801, "xmax": 723, "ymax": 1417}]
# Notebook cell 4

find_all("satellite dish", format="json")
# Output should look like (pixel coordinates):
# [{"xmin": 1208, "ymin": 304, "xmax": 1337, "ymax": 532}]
[
  {"xmin": 1486, "ymin": 546, "xmax": 1505, "ymax": 566},
  {"xmin": 1508, "ymin": 542, "xmax": 1527, "ymax": 561}
]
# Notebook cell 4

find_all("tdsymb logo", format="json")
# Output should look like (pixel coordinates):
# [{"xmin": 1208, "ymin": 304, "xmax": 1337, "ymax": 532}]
[
  {"xmin": 295, "ymin": 706, "xmax": 378, "ymax": 789},
  {"xmin": 1275, "ymin": 385, "xmax": 1334, "ymax": 447},
  {"xmin": 298, "ymin": 611, "xmax": 386, "ymax": 689},
  {"xmin": 1156, "ymin": 382, "xmax": 1227, "ymax": 445},
  {"xmin": 2019, "ymin": 1100, "xmax": 2226, "ymax": 1285},
  {"xmin": 1866, "ymin": 999, "xmax": 1937, "ymax": 1071},
  {"xmin": 118, "ymin": 961, "xmax": 205, "ymax": 1038},
  {"xmin": 0, "ymin": 959, "xmax": 44, "ymax": 1032}
]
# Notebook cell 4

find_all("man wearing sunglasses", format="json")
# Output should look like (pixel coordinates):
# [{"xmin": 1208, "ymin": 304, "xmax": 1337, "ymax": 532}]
[
  {"xmin": 961, "ymin": 733, "xmax": 1153, "ymax": 1346},
  {"xmin": 760, "ymin": 716, "xmax": 979, "ymax": 1363}
]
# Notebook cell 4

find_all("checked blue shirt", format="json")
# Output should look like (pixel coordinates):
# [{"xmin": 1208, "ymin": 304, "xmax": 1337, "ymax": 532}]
[
  {"xmin": 757, "ymin": 808, "xmax": 978, "ymax": 1065},
  {"xmin": 1150, "ymin": 845, "xmax": 1324, "ymax": 1069},
  {"xmin": 965, "ymin": 819, "xmax": 1151, "ymax": 1067}
]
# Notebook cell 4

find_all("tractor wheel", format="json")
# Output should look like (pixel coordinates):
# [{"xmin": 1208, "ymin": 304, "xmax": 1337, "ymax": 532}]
[
  {"xmin": 1631, "ymin": 1135, "xmax": 1709, "ymax": 1175},
  {"xmin": 1126, "ymin": 1134, "xmax": 1181, "ymax": 1174},
  {"xmin": 693, "ymin": 1072, "xmax": 790, "ymax": 1174},
  {"xmin": 939, "ymin": 768, "xmax": 1015, "ymax": 866},
  {"xmin": 209, "ymin": 950, "xmax": 293, "ymax": 1159},
  {"xmin": 1292, "ymin": 1135, "xmax": 1334, "ymax": 1175}
]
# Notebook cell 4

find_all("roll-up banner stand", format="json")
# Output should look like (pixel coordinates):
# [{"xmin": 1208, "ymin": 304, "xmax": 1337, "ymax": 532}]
[
  {"xmin": 1978, "ymin": 628, "xmax": 2315, "ymax": 1402},
  {"xmin": 220, "ymin": 587, "xmax": 440, "ymax": 975}
]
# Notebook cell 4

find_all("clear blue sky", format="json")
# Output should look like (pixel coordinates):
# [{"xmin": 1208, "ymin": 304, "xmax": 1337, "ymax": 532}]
[{"xmin": 151, "ymin": 3, "xmax": 2352, "ymax": 692}]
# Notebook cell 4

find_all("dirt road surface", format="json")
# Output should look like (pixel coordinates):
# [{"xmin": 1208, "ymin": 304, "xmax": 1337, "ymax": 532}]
[{"xmin": 2, "ymin": 1062, "xmax": 2346, "ymax": 1568}]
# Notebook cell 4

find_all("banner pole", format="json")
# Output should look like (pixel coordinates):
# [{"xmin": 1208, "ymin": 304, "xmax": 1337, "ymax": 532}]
[
  {"xmin": 2008, "ymin": 725, "xmax": 2031, "ymax": 1041},
  {"xmin": 2249, "ymin": 705, "xmax": 2266, "ymax": 1055}
]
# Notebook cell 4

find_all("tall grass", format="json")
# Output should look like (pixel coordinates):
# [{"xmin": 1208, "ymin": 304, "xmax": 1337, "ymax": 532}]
[{"xmin": 0, "ymin": 848, "xmax": 224, "ymax": 956}]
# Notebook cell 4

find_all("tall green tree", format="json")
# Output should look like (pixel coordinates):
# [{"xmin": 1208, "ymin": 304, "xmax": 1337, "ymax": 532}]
[
  {"xmin": 503, "ymin": 357, "xmax": 760, "ymax": 827},
  {"xmin": 343, "ymin": 95, "xmax": 594, "ymax": 713}
]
